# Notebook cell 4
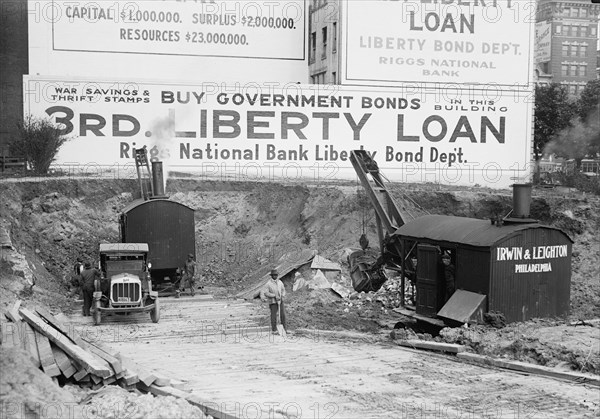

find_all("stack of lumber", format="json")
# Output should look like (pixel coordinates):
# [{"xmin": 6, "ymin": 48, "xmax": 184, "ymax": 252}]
[{"xmin": 2, "ymin": 301, "xmax": 170, "ymax": 391}]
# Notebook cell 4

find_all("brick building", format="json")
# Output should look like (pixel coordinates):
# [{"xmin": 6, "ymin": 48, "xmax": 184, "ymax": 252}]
[{"xmin": 536, "ymin": 0, "xmax": 600, "ymax": 96}]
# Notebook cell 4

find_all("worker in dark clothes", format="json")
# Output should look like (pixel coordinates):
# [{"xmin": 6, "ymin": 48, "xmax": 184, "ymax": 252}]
[
  {"xmin": 81, "ymin": 261, "xmax": 101, "ymax": 316},
  {"xmin": 442, "ymin": 252, "xmax": 455, "ymax": 302},
  {"xmin": 179, "ymin": 254, "xmax": 197, "ymax": 297}
]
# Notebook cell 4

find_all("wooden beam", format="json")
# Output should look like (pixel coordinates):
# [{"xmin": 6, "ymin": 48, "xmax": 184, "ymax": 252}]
[
  {"xmin": 35, "ymin": 307, "xmax": 76, "ymax": 344},
  {"xmin": 81, "ymin": 338, "xmax": 123, "ymax": 374},
  {"xmin": 73, "ymin": 369, "xmax": 88, "ymax": 382},
  {"xmin": 457, "ymin": 353, "xmax": 600, "ymax": 387},
  {"xmin": 396, "ymin": 340, "xmax": 466, "ymax": 354},
  {"xmin": 5, "ymin": 301, "xmax": 22, "ymax": 323},
  {"xmin": 50, "ymin": 344, "xmax": 77, "ymax": 378},
  {"xmin": 23, "ymin": 323, "xmax": 41, "ymax": 368},
  {"xmin": 34, "ymin": 330, "xmax": 61, "ymax": 377},
  {"xmin": 19, "ymin": 308, "xmax": 113, "ymax": 378},
  {"xmin": 119, "ymin": 354, "xmax": 156, "ymax": 387}
]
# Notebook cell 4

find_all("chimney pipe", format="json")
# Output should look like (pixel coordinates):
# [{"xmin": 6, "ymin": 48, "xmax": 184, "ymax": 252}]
[
  {"xmin": 512, "ymin": 183, "xmax": 532, "ymax": 218},
  {"xmin": 151, "ymin": 161, "xmax": 166, "ymax": 198}
]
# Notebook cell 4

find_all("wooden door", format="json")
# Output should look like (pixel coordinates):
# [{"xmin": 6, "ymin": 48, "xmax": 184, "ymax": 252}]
[{"xmin": 416, "ymin": 244, "xmax": 445, "ymax": 316}]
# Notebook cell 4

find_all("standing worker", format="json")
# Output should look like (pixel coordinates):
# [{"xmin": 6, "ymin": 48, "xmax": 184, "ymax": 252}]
[
  {"xmin": 179, "ymin": 253, "xmax": 197, "ymax": 297},
  {"xmin": 260, "ymin": 268, "xmax": 286, "ymax": 335},
  {"xmin": 80, "ymin": 261, "xmax": 101, "ymax": 317}
]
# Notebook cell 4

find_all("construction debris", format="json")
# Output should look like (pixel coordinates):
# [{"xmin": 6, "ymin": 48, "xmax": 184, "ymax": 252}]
[{"xmin": 1, "ymin": 301, "xmax": 165, "ymax": 392}]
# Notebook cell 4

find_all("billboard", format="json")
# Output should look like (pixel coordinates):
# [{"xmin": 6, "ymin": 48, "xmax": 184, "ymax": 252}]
[
  {"xmin": 535, "ymin": 21, "xmax": 552, "ymax": 64},
  {"xmin": 28, "ymin": 0, "xmax": 307, "ymax": 83},
  {"xmin": 24, "ymin": 76, "xmax": 534, "ymax": 187},
  {"xmin": 339, "ymin": 0, "xmax": 536, "ymax": 89}
]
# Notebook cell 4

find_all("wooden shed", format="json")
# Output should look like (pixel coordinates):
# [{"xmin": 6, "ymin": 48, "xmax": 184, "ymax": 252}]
[
  {"xmin": 120, "ymin": 198, "xmax": 195, "ymax": 283},
  {"xmin": 395, "ymin": 215, "xmax": 573, "ymax": 324}
]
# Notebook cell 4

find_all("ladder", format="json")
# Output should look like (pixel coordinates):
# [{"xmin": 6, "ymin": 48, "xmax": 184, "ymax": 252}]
[{"xmin": 134, "ymin": 147, "xmax": 154, "ymax": 200}]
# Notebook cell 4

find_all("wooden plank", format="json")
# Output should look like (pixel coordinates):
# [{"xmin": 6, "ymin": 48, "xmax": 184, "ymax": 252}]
[
  {"xmin": 34, "ymin": 330, "xmax": 61, "ymax": 377},
  {"xmin": 119, "ymin": 354, "xmax": 156, "ymax": 386},
  {"xmin": 397, "ymin": 340, "xmax": 466, "ymax": 354},
  {"xmin": 19, "ymin": 308, "xmax": 113, "ymax": 379},
  {"xmin": 5, "ymin": 301, "xmax": 22, "ymax": 323},
  {"xmin": 120, "ymin": 369, "xmax": 139, "ymax": 386},
  {"xmin": 35, "ymin": 307, "xmax": 76, "ymax": 344},
  {"xmin": 50, "ymin": 344, "xmax": 77, "ymax": 378},
  {"xmin": 457, "ymin": 353, "xmax": 600, "ymax": 387},
  {"xmin": 73, "ymin": 369, "xmax": 88, "ymax": 382},
  {"xmin": 81, "ymin": 338, "xmax": 123, "ymax": 374},
  {"xmin": 23, "ymin": 323, "xmax": 41, "ymax": 368},
  {"xmin": 103, "ymin": 376, "xmax": 117, "ymax": 385}
]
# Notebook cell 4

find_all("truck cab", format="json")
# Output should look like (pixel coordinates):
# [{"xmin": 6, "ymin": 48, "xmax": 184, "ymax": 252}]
[{"xmin": 93, "ymin": 243, "xmax": 160, "ymax": 325}]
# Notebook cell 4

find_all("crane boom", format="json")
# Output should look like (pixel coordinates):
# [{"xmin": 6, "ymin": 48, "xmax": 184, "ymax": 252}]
[{"xmin": 348, "ymin": 150, "xmax": 416, "ymax": 294}]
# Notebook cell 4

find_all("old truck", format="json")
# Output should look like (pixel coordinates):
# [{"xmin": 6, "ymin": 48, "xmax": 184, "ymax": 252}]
[{"xmin": 92, "ymin": 243, "xmax": 160, "ymax": 325}]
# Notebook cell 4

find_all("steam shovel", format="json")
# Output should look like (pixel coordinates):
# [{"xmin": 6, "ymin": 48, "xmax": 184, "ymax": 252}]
[{"xmin": 277, "ymin": 303, "xmax": 287, "ymax": 338}]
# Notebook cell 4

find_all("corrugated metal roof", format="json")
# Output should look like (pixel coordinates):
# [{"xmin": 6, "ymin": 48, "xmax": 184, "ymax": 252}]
[
  {"xmin": 121, "ymin": 198, "xmax": 194, "ymax": 213},
  {"xmin": 395, "ymin": 215, "xmax": 571, "ymax": 247},
  {"xmin": 99, "ymin": 243, "xmax": 149, "ymax": 253}
]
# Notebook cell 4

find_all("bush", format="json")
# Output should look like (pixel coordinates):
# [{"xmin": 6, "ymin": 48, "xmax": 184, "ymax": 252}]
[
  {"xmin": 9, "ymin": 116, "xmax": 70, "ymax": 175},
  {"xmin": 554, "ymin": 171, "xmax": 600, "ymax": 195}
]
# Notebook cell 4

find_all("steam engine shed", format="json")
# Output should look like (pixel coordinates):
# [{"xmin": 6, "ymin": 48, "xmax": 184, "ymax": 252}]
[{"xmin": 396, "ymin": 216, "xmax": 573, "ymax": 324}]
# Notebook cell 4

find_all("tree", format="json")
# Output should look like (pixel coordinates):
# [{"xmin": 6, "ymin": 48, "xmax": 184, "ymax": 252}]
[
  {"xmin": 533, "ymin": 83, "xmax": 576, "ymax": 161},
  {"xmin": 9, "ymin": 116, "xmax": 70, "ymax": 174}
]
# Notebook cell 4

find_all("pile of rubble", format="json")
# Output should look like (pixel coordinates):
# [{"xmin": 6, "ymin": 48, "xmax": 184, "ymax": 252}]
[
  {"xmin": 2, "ymin": 301, "xmax": 216, "ymax": 418},
  {"xmin": 340, "ymin": 274, "xmax": 413, "ymax": 311}
]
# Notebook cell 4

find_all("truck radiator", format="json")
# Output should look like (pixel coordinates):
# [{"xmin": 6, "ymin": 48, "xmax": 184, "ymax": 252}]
[{"xmin": 111, "ymin": 282, "xmax": 141, "ymax": 304}]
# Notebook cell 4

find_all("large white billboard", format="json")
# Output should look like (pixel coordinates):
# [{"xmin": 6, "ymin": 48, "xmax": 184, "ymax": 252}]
[
  {"xmin": 28, "ymin": 0, "xmax": 308, "ymax": 84},
  {"xmin": 24, "ymin": 76, "xmax": 533, "ymax": 187},
  {"xmin": 340, "ymin": 0, "xmax": 536, "ymax": 89}
]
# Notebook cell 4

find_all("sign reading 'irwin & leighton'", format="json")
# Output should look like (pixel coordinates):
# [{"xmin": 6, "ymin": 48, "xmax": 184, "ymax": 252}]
[{"xmin": 496, "ymin": 245, "xmax": 569, "ymax": 274}]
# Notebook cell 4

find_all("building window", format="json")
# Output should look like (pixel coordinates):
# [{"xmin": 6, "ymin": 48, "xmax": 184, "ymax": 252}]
[
  {"xmin": 311, "ymin": 72, "xmax": 326, "ymax": 84},
  {"xmin": 570, "ymin": 45, "xmax": 577, "ymax": 56},
  {"xmin": 310, "ymin": 32, "xmax": 316, "ymax": 63},
  {"xmin": 332, "ymin": 71, "xmax": 336, "ymax": 84},
  {"xmin": 571, "ymin": 7, "xmax": 579, "ymax": 18},
  {"xmin": 569, "ymin": 85, "xmax": 576, "ymax": 95},
  {"xmin": 332, "ymin": 22, "xmax": 337, "ymax": 53},
  {"xmin": 561, "ymin": 64, "xmax": 568, "ymax": 76},
  {"xmin": 563, "ymin": 7, "xmax": 570, "ymax": 17},
  {"xmin": 562, "ymin": 44, "xmax": 569, "ymax": 56},
  {"xmin": 555, "ymin": 24, "xmax": 562, "ymax": 34},
  {"xmin": 581, "ymin": 8, "xmax": 588, "ymax": 18},
  {"xmin": 591, "ymin": 26, "xmax": 597, "ymax": 36},
  {"xmin": 321, "ymin": 27, "xmax": 328, "ymax": 59},
  {"xmin": 579, "ymin": 45, "xmax": 587, "ymax": 57},
  {"xmin": 563, "ymin": 24, "xmax": 571, "ymax": 36},
  {"xmin": 578, "ymin": 65, "xmax": 586, "ymax": 77},
  {"xmin": 570, "ymin": 64, "xmax": 577, "ymax": 76}
]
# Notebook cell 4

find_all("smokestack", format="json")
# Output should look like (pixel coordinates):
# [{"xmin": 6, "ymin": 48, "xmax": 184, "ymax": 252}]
[
  {"xmin": 151, "ymin": 161, "xmax": 167, "ymax": 198},
  {"xmin": 512, "ymin": 183, "xmax": 532, "ymax": 218}
]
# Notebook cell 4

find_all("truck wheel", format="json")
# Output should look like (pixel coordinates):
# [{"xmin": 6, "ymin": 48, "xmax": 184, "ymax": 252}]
[
  {"xmin": 93, "ymin": 300, "xmax": 102, "ymax": 326},
  {"xmin": 150, "ymin": 299, "xmax": 160, "ymax": 323}
]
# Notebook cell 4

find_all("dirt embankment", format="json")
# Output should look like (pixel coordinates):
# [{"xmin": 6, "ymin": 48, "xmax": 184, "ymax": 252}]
[{"xmin": 1, "ymin": 178, "xmax": 599, "ymax": 376}]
